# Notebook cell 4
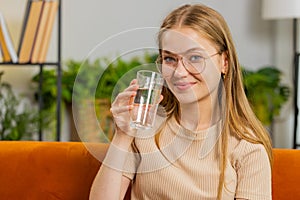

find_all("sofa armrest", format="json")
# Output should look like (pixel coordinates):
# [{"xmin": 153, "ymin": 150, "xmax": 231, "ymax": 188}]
[{"xmin": 272, "ymin": 148, "xmax": 300, "ymax": 200}]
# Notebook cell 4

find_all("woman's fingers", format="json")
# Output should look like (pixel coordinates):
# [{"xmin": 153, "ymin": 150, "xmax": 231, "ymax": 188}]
[
  {"xmin": 113, "ymin": 91, "xmax": 136, "ymax": 106},
  {"xmin": 129, "ymin": 79, "xmax": 137, "ymax": 85},
  {"xmin": 110, "ymin": 105, "xmax": 133, "ymax": 115},
  {"xmin": 112, "ymin": 82, "xmax": 138, "ymax": 106},
  {"xmin": 159, "ymin": 95, "xmax": 164, "ymax": 103},
  {"xmin": 109, "ymin": 79, "xmax": 139, "ymax": 134},
  {"xmin": 115, "ymin": 91, "xmax": 136, "ymax": 100},
  {"xmin": 124, "ymin": 83, "xmax": 139, "ymax": 92}
]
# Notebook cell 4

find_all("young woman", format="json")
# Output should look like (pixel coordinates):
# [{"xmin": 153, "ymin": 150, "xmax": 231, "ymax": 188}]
[{"xmin": 90, "ymin": 4, "xmax": 272, "ymax": 200}]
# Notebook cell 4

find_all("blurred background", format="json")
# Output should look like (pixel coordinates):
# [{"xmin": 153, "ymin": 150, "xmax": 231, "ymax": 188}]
[{"xmin": 0, "ymin": 0, "xmax": 297, "ymax": 148}]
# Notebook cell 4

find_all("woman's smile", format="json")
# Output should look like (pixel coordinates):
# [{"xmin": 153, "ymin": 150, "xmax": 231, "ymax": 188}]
[{"xmin": 173, "ymin": 81, "xmax": 197, "ymax": 91}]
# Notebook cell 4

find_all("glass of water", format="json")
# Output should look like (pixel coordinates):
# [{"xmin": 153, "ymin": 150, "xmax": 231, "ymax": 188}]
[{"xmin": 130, "ymin": 70, "xmax": 164, "ymax": 129}]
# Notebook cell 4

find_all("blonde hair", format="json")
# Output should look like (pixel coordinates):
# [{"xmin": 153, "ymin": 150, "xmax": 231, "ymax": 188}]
[{"xmin": 157, "ymin": 4, "xmax": 273, "ymax": 199}]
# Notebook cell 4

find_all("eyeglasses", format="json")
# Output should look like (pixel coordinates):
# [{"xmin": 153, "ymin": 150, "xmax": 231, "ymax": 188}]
[{"xmin": 156, "ymin": 50, "xmax": 220, "ymax": 75}]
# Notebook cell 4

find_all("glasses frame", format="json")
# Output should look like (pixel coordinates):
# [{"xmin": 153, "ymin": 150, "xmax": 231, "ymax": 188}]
[{"xmin": 156, "ymin": 51, "xmax": 220, "ymax": 75}]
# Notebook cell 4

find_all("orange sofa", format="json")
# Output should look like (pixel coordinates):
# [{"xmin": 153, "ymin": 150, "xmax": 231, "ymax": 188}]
[{"xmin": 0, "ymin": 141, "xmax": 299, "ymax": 200}]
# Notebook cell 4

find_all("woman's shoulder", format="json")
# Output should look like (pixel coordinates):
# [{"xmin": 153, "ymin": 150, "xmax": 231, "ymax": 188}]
[{"xmin": 228, "ymin": 136, "xmax": 269, "ymax": 170}]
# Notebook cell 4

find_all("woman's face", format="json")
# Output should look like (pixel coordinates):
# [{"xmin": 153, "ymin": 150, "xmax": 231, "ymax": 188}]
[{"xmin": 160, "ymin": 28, "xmax": 227, "ymax": 105}]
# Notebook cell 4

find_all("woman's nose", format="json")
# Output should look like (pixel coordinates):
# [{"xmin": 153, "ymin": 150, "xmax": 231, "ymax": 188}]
[{"xmin": 174, "ymin": 58, "xmax": 189, "ymax": 77}]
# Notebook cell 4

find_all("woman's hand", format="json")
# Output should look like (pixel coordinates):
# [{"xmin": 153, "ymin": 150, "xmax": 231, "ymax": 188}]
[{"xmin": 110, "ymin": 79, "xmax": 138, "ymax": 137}]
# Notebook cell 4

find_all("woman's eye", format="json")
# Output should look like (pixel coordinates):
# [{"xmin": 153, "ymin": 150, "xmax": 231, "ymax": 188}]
[
  {"xmin": 163, "ymin": 56, "xmax": 176, "ymax": 64},
  {"xmin": 188, "ymin": 55, "xmax": 203, "ymax": 63}
]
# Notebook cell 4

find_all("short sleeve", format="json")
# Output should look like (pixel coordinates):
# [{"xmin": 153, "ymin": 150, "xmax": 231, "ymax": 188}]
[{"xmin": 234, "ymin": 141, "xmax": 272, "ymax": 200}]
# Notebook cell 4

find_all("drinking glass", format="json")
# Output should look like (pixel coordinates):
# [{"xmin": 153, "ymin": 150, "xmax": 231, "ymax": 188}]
[{"xmin": 130, "ymin": 70, "xmax": 164, "ymax": 129}]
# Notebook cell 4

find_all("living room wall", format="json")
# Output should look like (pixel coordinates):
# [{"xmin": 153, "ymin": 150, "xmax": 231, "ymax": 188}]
[{"xmin": 0, "ymin": 0, "xmax": 294, "ymax": 147}]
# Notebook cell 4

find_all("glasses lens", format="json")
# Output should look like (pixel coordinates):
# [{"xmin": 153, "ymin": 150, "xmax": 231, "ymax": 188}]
[
  {"xmin": 158, "ymin": 52, "xmax": 206, "ymax": 75},
  {"xmin": 182, "ymin": 56, "xmax": 205, "ymax": 74}
]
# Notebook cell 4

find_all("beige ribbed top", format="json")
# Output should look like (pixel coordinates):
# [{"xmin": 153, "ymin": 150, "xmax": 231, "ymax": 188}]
[{"xmin": 123, "ymin": 117, "xmax": 272, "ymax": 200}]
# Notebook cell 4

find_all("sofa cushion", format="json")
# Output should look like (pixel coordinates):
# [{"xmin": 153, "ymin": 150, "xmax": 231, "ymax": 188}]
[
  {"xmin": 0, "ymin": 141, "xmax": 299, "ymax": 200},
  {"xmin": 272, "ymin": 148, "xmax": 300, "ymax": 200},
  {"xmin": 0, "ymin": 141, "xmax": 104, "ymax": 200}
]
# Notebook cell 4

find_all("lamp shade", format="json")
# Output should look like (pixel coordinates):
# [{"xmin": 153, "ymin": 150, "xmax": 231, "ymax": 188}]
[{"xmin": 262, "ymin": 0, "xmax": 300, "ymax": 19}]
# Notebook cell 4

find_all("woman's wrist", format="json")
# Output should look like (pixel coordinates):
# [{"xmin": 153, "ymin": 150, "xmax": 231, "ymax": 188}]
[
  {"xmin": 102, "ymin": 129, "xmax": 135, "ymax": 171},
  {"xmin": 111, "ymin": 129, "xmax": 135, "ymax": 150}
]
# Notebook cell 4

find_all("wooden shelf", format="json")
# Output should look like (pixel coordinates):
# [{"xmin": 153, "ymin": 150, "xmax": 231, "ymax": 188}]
[
  {"xmin": 0, "ymin": 0, "xmax": 62, "ymax": 141},
  {"xmin": 0, "ymin": 62, "xmax": 60, "ymax": 66}
]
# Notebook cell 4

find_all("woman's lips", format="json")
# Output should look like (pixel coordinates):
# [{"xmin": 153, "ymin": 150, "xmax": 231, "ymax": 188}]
[{"xmin": 174, "ymin": 82, "xmax": 196, "ymax": 90}]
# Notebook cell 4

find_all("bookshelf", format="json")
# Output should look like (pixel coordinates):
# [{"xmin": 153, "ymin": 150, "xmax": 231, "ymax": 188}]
[{"xmin": 0, "ymin": 0, "xmax": 62, "ymax": 141}]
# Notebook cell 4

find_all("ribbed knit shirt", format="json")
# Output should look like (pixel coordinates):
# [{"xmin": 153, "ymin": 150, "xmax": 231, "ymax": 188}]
[{"xmin": 123, "ymin": 117, "xmax": 272, "ymax": 200}]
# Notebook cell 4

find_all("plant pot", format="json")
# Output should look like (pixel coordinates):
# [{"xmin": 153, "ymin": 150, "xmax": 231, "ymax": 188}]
[{"xmin": 67, "ymin": 98, "xmax": 114, "ymax": 142}]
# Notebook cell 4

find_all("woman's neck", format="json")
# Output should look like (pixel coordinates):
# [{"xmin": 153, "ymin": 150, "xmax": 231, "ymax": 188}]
[{"xmin": 179, "ymin": 93, "xmax": 221, "ymax": 131}]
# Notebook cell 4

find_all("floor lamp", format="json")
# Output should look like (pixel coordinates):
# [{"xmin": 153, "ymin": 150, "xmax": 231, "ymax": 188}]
[{"xmin": 262, "ymin": 0, "xmax": 300, "ymax": 149}]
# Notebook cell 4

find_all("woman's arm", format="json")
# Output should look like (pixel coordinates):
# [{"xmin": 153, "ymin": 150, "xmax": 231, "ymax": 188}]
[
  {"xmin": 90, "ymin": 80, "xmax": 138, "ymax": 200},
  {"xmin": 90, "ymin": 169, "xmax": 131, "ymax": 200},
  {"xmin": 90, "ymin": 134, "xmax": 133, "ymax": 200}
]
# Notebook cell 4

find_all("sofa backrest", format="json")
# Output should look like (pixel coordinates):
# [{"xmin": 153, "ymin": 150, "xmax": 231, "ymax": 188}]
[
  {"xmin": 0, "ymin": 141, "xmax": 299, "ymax": 200},
  {"xmin": 0, "ymin": 141, "xmax": 105, "ymax": 200}
]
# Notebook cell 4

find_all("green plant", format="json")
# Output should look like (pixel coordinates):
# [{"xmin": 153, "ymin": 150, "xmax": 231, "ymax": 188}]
[
  {"xmin": 32, "ymin": 52, "xmax": 158, "ymax": 108},
  {"xmin": 0, "ymin": 71, "xmax": 43, "ymax": 140},
  {"xmin": 31, "ymin": 59, "xmax": 104, "ymax": 137},
  {"xmin": 31, "ymin": 59, "xmax": 104, "ymax": 117},
  {"xmin": 32, "ymin": 54, "xmax": 290, "ymax": 130},
  {"xmin": 31, "ymin": 52, "xmax": 158, "ymax": 137},
  {"xmin": 242, "ymin": 66, "xmax": 290, "ymax": 125},
  {"xmin": 96, "ymin": 52, "xmax": 158, "ymax": 100}
]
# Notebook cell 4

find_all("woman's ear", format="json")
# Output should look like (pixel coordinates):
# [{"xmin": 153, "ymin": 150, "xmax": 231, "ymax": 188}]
[{"xmin": 221, "ymin": 51, "xmax": 228, "ymax": 75}]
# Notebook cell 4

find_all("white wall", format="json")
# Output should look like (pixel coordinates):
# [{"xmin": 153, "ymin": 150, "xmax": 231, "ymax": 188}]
[
  {"xmin": 272, "ymin": 20, "xmax": 297, "ymax": 148},
  {"xmin": 1, "ymin": 0, "xmax": 293, "ymax": 147},
  {"xmin": 61, "ymin": 0, "xmax": 274, "ymax": 67}
]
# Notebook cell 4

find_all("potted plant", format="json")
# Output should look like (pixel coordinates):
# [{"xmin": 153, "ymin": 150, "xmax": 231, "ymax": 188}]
[
  {"xmin": 0, "ymin": 71, "xmax": 44, "ymax": 140},
  {"xmin": 31, "ymin": 52, "xmax": 158, "ymax": 140},
  {"xmin": 31, "ymin": 59, "xmax": 104, "ymax": 140},
  {"xmin": 242, "ymin": 66, "xmax": 290, "ymax": 126}
]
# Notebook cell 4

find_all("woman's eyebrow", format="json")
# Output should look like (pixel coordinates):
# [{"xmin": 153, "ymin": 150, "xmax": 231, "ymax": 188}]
[
  {"xmin": 161, "ymin": 47, "xmax": 205, "ymax": 55},
  {"xmin": 161, "ymin": 50, "xmax": 175, "ymax": 55}
]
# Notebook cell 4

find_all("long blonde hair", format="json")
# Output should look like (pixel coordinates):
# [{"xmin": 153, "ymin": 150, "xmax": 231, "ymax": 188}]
[{"xmin": 157, "ymin": 4, "xmax": 273, "ymax": 199}]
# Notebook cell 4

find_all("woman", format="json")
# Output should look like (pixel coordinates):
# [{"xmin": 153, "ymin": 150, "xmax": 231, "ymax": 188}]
[{"xmin": 90, "ymin": 4, "xmax": 272, "ymax": 200}]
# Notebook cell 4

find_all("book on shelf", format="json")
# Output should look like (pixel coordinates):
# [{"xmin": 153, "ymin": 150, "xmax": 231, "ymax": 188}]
[
  {"xmin": 31, "ymin": 0, "xmax": 58, "ymax": 63},
  {"xmin": 0, "ymin": 12, "xmax": 18, "ymax": 63},
  {"xmin": 0, "ymin": 27, "xmax": 11, "ymax": 62},
  {"xmin": 17, "ymin": 0, "xmax": 33, "ymax": 60},
  {"xmin": 0, "ymin": 0, "xmax": 59, "ymax": 64},
  {"xmin": 18, "ymin": 0, "xmax": 44, "ymax": 63},
  {"xmin": 0, "ymin": 43, "xmax": 3, "ymax": 62},
  {"xmin": 36, "ymin": 0, "xmax": 58, "ymax": 63}
]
